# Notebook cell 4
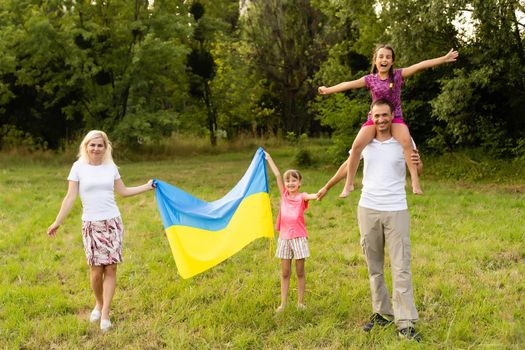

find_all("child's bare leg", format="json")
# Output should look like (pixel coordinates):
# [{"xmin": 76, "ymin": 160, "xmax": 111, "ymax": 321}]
[
  {"xmin": 277, "ymin": 259, "xmax": 292, "ymax": 312},
  {"xmin": 340, "ymin": 125, "xmax": 376, "ymax": 197},
  {"xmin": 340, "ymin": 155, "xmax": 353, "ymax": 198},
  {"xmin": 295, "ymin": 259, "xmax": 305, "ymax": 307},
  {"xmin": 392, "ymin": 124, "xmax": 422, "ymax": 194}
]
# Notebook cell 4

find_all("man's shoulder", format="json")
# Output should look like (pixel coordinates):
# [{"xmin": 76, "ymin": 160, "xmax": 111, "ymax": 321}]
[
  {"xmin": 368, "ymin": 137, "xmax": 416, "ymax": 147},
  {"xmin": 369, "ymin": 137, "xmax": 398, "ymax": 145},
  {"xmin": 363, "ymin": 138, "xmax": 403, "ymax": 157}
]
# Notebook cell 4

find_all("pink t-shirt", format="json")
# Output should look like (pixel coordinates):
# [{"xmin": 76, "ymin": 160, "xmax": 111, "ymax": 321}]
[{"xmin": 275, "ymin": 189, "xmax": 309, "ymax": 239}]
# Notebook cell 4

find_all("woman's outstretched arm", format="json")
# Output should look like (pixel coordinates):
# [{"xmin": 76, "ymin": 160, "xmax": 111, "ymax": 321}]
[{"xmin": 114, "ymin": 179, "xmax": 155, "ymax": 197}]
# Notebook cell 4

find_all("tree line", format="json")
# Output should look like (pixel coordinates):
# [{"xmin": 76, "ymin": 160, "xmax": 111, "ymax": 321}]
[{"xmin": 1, "ymin": 0, "xmax": 524, "ymax": 158}]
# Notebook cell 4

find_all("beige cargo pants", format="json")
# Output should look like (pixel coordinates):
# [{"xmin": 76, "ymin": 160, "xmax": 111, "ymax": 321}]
[{"xmin": 357, "ymin": 206, "xmax": 419, "ymax": 330}]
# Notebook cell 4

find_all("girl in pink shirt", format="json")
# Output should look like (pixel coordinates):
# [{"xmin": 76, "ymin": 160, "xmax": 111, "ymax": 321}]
[
  {"xmin": 319, "ymin": 44, "xmax": 458, "ymax": 196},
  {"xmin": 265, "ymin": 152, "xmax": 317, "ymax": 312}
]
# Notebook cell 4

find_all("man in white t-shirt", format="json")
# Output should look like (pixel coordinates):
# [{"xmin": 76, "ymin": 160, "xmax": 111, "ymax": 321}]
[{"xmin": 317, "ymin": 98, "xmax": 423, "ymax": 341}]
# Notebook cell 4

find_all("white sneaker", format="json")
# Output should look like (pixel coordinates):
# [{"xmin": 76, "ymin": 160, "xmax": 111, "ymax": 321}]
[
  {"xmin": 89, "ymin": 309, "xmax": 101, "ymax": 323},
  {"xmin": 100, "ymin": 319, "xmax": 112, "ymax": 332},
  {"xmin": 275, "ymin": 305, "xmax": 285, "ymax": 313}
]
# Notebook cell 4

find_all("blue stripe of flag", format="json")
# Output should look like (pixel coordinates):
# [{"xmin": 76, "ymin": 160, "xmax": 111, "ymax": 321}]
[{"xmin": 153, "ymin": 147, "xmax": 268, "ymax": 231}]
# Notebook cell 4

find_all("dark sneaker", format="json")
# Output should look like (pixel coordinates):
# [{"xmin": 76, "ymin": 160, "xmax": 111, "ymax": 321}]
[
  {"xmin": 398, "ymin": 327, "xmax": 421, "ymax": 341},
  {"xmin": 362, "ymin": 313, "xmax": 392, "ymax": 332}
]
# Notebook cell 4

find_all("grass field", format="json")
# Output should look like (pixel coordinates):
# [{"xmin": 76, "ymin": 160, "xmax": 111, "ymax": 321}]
[{"xmin": 1, "ymin": 145, "xmax": 524, "ymax": 349}]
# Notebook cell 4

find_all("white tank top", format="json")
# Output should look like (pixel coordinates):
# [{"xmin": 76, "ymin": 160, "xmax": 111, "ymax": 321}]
[{"xmin": 358, "ymin": 138, "xmax": 412, "ymax": 211}]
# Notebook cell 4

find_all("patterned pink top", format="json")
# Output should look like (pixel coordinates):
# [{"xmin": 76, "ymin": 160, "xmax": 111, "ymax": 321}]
[
  {"xmin": 275, "ymin": 189, "xmax": 309, "ymax": 239},
  {"xmin": 364, "ymin": 68, "xmax": 405, "ymax": 120}
]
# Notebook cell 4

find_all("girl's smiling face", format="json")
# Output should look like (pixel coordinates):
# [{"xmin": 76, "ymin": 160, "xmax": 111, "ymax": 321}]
[
  {"xmin": 375, "ymin": 47, "xmax": 394, "ymax": 76},
  {"xmin": 284, "ymin": 175, "xmax": 301, "ymax": 195}
]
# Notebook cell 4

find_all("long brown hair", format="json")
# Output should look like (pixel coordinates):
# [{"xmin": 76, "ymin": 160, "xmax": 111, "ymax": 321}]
[{"xmin": 371, "ymin": 44, "xmax": 396, "ymax": 96}]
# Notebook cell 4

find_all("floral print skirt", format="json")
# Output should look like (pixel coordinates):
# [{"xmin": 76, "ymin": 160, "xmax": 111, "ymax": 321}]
[{"xmin": 82, "ymin": 216, "xmax": 124, "ymax": 266}]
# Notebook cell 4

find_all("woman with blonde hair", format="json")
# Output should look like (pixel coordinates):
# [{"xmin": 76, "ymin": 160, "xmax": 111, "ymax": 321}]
[{"xmin": 48, "ymin": 130, "xmax": 155, "ymax": 332}]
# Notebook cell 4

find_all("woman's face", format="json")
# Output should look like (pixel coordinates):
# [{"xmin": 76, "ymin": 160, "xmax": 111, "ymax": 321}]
[{"xmin": 86, "ymin": 137, "xmax": 106, "ymax": 164}]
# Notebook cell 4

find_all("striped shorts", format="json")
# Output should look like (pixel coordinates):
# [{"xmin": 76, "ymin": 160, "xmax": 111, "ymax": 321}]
[{"xmin": 275, "ymin": 237, "xmax": 310, "ymax": 260}]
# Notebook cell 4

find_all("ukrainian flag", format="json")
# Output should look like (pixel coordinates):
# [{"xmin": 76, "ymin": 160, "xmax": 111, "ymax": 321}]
[{"xmin": 154, "ymin": 147, "xmax": 274, "ymax": 279}]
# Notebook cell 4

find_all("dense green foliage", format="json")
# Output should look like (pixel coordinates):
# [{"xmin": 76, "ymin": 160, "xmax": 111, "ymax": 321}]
[
  {"xmin": 1, "ymin": 0, "xmax": 524, "ymax": 157},
  {"xmin": 0, "ymin": 0, "xmax": 192, "ymax": 148}
]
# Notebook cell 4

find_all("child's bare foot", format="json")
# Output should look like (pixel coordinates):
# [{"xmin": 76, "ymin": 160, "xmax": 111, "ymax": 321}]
[
  {"xmin": 412, "ymin": 184, "xmax": 423, "ymax": 195},
  {"xmin": 275, "ymin": 304, "xmax": 285, "ymax": 313},
  {"xmin": 339, "ymin": 185, "xmax": 354, "ymax": 198},
  {"xmin": 297, "ymin": 303, "xmax": 306, "ymax": 310}
]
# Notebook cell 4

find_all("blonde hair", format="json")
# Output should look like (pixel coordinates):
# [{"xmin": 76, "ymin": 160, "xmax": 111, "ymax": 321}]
[
  {"xmin": 283, "ymin": 169, "xmax": 302, "ymax": 182},
  {"xmin": 77, "ymin": 130, "xmax": 114, "ymax": 164}
]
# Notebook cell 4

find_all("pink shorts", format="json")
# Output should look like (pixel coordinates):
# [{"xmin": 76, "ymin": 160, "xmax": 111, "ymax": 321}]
[{"xmin": 362, "ymin": 117, "xmax": 406, "ymax": 127}]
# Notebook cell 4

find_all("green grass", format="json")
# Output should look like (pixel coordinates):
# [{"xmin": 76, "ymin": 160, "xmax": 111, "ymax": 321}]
[{"xmin": 1, "ymin": 146, "xmax": 524, "ymax": 349}]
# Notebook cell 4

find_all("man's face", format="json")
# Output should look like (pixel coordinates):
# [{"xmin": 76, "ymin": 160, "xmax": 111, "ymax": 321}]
[{"xmin": 371, "ymin": 103, "xmax": 393, "ymax": 133}]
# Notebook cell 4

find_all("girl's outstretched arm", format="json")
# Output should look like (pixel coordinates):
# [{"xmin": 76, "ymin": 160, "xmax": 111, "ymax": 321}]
[
  {"xmin": 402, "ymin": 49, "xmax": 458, "ymax": 78},
  {"xmin": 303, "ymin": 193, "xmax": 318, "ymax": 201},
  {"xmin": 264, "ymin": 152, "xmax": 284, "ymax": 194},
  {"xmin": 318, "ymin": 76, "xmax": 366, "ymax": 95}
]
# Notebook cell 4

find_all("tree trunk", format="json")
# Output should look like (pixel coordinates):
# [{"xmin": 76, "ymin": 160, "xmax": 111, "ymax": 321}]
[
  {"xmin": 283, "ymin": 87, "xmax": 298, "ymax": 134},
  {"xmin": 204, "ymin": 81, "xmax": 217, "ymax": 146},
  {"xmin": 509, "ymin": 0, "xmax": 525, "ymax": 88}
]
